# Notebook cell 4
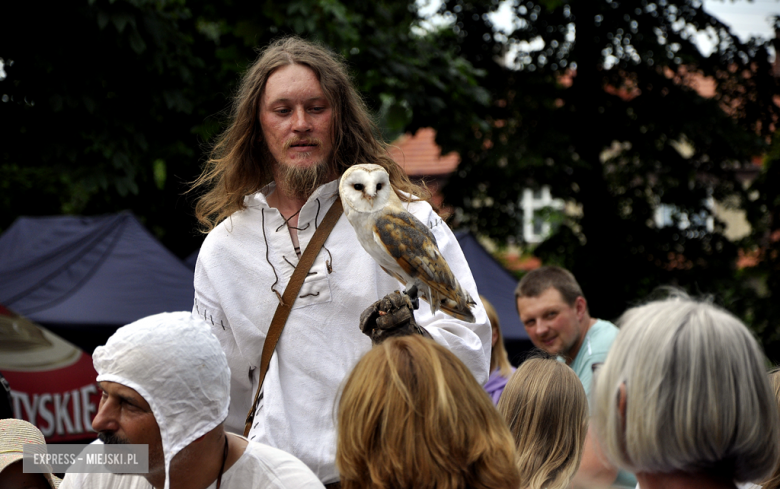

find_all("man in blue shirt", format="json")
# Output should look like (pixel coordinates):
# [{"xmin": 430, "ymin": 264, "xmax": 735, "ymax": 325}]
[{"xmin": 515, "ymin": 266, "xmax": 635, "ymax": 489}]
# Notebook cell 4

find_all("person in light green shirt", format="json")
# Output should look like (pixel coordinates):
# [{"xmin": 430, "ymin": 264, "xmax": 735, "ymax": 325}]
[
  {"xmin": 568, "ymin": 318, "xmax": 618, "ymax": 401},
  {"xmin": 515, "ymin": 266, "xmax": 635, "ymax": 489}
]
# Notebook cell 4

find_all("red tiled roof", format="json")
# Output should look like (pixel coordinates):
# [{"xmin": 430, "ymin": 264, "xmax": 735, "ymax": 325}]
[
  {"xmin": 389, "ymin": 128, "xmax": 460, "ymax": 176},
  {"xmin": 561, "ymin": 67, "xmax": 717, "ymax": 101},
  {"xmin": 500, "ymin": 252, "xmax": 542, "ymax": 272},
  {"xmin": 681, "ymin": 70, "xmax": 716, "ymax": 98}
]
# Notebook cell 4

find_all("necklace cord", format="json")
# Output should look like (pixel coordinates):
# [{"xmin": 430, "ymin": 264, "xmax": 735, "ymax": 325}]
[{"xmin": 216, "ymin": 434, "xmax": 228, "ymax": 489}]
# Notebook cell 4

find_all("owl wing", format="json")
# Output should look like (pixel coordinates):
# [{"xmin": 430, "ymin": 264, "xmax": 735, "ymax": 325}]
[{"xmin": 373, "ymin": 208, "xmax": 475, "ymax": 322}]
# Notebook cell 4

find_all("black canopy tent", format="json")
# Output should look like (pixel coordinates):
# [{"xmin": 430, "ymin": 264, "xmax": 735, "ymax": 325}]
[
  {"xmin": 452, "ymin": 231, "xmax": 533, "ymax": 363},
  {"xmin": 0, "ymin": 212, "xmax": 195, "ymax": 353}
]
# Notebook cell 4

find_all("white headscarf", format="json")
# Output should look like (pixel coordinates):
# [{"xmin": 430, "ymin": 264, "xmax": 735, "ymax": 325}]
[{"xmin": 93, "ymin": 312, "xmax": 230, "ymax": 489}]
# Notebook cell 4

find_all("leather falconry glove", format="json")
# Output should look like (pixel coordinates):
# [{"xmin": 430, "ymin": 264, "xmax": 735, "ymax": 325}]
[{"xmin": 358, "ymin": 286, "xmax": 432, "ymax": 345}]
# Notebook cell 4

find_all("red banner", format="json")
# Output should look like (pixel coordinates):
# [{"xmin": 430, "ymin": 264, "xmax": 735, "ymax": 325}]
[
  {"xmin": 0, "ymin": 305, "xmax": 100, "ymax": 443},
  {"xmin": 3, "ymin": 351, "xmax": 100, "ymax": 442}
]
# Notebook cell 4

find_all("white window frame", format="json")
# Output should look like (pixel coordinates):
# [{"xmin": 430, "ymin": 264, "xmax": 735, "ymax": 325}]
[{"xmin": 521, "ymin": 186, "xmax": 565, "ymax": 243}]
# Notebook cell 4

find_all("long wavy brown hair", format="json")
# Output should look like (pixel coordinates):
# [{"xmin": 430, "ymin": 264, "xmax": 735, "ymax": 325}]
[
  {"xmin": 337, "ymin": 335, "xmax": 520, "ymax": 489},
  {"xmin": 190, "ymin": 36, "xmax": 429, "ymax": 231},
  {"xmin": 497, "ymin": 355, "xmax": 588, "ymax": 489}
]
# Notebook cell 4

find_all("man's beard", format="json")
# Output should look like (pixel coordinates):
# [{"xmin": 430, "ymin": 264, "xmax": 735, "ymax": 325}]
[
  {"xmin": 98, "ymin": 431, "xmax": 163, "ymax": 477},
  {"xmin": 97, "ymin": 431, "xmax": 135, "ymax": 475},
  {"xmin": 276, "ymin": 159, "xmax": 334, "ymax": 200},
  {"xmin": 266, "ymin": 137, "xmax": 335, "ymax": 200},
  {"xmin": 98, "ymin": 431, "xmax": 130, "ymax": 444}
]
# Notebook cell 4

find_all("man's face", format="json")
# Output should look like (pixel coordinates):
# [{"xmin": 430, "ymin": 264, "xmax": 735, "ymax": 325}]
[
  {"xmin": 516, "ymin": 287, "xmax": 586, "ymax": 359},
  {"xmin": 92, "ymin": 381, "xmax": 164, "ymax": 476},
  {"xmin": 259, "ymin": 63, "xmax": 334, "ymax": 194}
]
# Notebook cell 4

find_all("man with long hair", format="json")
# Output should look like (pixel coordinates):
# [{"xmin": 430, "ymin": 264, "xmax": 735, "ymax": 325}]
[{"xmin": 189, "ymin": 36, "xmax": 489, "ymax": 487}]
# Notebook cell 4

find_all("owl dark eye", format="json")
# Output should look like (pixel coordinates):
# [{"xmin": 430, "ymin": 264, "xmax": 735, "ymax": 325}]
[
  {"xmin": 353, "ymin": 183, "xmax": 364, "ymax": 191},
  {"xmin": 376, "ymin": 183, "xmax": 383, "ymax": 191}
]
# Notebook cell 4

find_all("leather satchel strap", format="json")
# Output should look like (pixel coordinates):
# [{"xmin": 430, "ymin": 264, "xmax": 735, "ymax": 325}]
[{"xmin": 243, "ymin": 198, "xmax": 343, "ymax": 437}]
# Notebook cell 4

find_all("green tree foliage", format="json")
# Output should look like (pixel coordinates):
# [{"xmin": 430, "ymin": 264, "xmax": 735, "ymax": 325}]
[
  {"xmin": 743, "ymin": 125, "xmax": 780, "ymax": 361},
  {"xmin": 3, "ymin": 0, "xmax": 779, "ymax": 356},
  {"xmin": 433, "ymin": 0, "xmax": 780, "ymax": 326},
  {"xmin": 0, "ymin": 0, "xmax": 487, "ymax": 256},
  {"xmin": 1, "ymin": 0, "xmax": 217, "ymax": 255}
]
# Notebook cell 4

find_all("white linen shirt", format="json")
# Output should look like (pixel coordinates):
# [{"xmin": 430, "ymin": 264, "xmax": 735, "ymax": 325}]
[{"xmin": 193, "ymin": 180, "xmax": 490, "ymax": 483}]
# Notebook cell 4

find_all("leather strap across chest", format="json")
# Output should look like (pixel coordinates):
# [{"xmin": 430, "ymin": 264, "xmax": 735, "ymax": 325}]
[{"xmin": 243, "ymin": 198, "xmax": 343, "ymax": 437}]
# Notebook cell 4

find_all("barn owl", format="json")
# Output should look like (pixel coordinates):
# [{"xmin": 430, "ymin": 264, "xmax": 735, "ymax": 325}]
[{"xmin": 339, "ymin": 164, "xmax": 476, "ymax": 323}]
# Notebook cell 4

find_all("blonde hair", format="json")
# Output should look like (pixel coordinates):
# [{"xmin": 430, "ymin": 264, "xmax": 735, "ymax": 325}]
[
  {"xmin": 191, "ymin": 36, "xmax": 429, "ymax": 231},
  {"xmin": 762, "ymin": 368, "xmax": 780, "ymax": 489},
  {"xmin": 482, "ymin": 295, "xmax": 513, "ymax": 377},
  {"xmin": 593, "ymin": 297, "xmax": 780, "ymax": 482},
  {"xmin": 337, "ymin": 335, "xmax": 520, "ymax": 489},
  {"xmin": 497, "ymin": 355, "xmax": 588, "ymax": 489}
]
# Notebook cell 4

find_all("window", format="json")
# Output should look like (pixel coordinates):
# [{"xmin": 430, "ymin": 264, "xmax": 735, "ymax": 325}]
[
  {"xmin": 521, "ymin": 186, "xmax": 565, "ymax": 243},
  {"xmin": 654, "ymin": 196, "xmax": 714, "ymax": 233}
]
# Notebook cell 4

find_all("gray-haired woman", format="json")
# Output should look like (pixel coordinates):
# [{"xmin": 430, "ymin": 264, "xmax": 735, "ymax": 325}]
[{"xmin": 593, "ymin": 296, "xmax": 780, "ymax": 489}]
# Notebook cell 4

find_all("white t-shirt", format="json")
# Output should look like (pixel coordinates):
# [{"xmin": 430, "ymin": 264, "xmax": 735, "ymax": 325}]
[{"xmin": 59, "ymin": 438, "xmax": 324, "ymax": 489}]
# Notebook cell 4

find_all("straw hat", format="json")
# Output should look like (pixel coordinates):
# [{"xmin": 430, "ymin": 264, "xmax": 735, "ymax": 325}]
[{"xmin": 0, "ymin": 418, "xmax": 60, "ymax": 488}]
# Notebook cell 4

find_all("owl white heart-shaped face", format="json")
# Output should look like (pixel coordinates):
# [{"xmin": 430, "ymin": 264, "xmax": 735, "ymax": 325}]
[{"xmin": 339, "ymin": 164, "xmax": 392, "ymax": 213}]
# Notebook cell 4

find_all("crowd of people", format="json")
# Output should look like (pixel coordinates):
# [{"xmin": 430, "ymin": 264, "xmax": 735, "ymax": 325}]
[
  {"xmin": 8, "ymin": 274, "xmax": 780, "ymax": 489},
  {"xmin": 3, "ymin": 35, "xmax": 780, "ymax": 489}
]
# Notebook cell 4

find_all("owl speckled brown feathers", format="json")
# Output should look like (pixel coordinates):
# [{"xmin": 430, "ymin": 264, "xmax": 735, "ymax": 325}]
[{"xmin": 339, "ymin": 164, "xmax": 476, "ymax": 323}]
